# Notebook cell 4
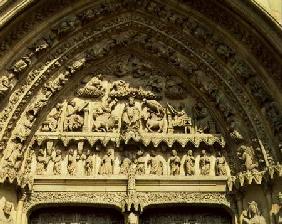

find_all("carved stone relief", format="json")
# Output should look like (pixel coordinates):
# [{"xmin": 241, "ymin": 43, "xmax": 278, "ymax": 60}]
[
  {"xmin": 23, "ymin": 191, "xmax": 126, "ymax": 212},
  {"xmin": 0, "ymin": 4, "xmax": 278, "ymax": 163},
  {"xmin": 29, "ymin": 207, "xmax": 124, "ymax": 224},
  {"xmin": 28, "ymin": 139, "xmax": 231, "ymax": 178},
  {"xmin": 0, "ymin": 73, "xmax": 16, "ymax": 99},
  {"xmin": 240, "ymin": 201, "xmax": 267, "ymax": 224},
  {"xmin": 0, "ymin": 1, "xmax": 278, "ymax": 187},
  {"xmin": 0, "ymin": 21, "xmax": 275, "ymax": 186},
  {"xmin": 0, "ymin": 200, "xmax": 14, "ymax": 224},
  {"xmin": 35, "ymin": 77, "xmax": 223, "ymax": 145},
  {"xmin": 17, "ymin": 75, "xmax": 234, "ymax": 178}
]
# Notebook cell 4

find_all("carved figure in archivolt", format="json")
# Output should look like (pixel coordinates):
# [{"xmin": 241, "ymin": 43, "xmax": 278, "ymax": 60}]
[
  {"xmin": 52, "ymin": 149, "xmax": 62, "ymax": 175},
  {"xmin": 274, "ymin": 162, "xmax": 282, "ymax": 176},
  {"xmin": 0, "ymin": 75, "xmax": 11, "ymax": 93},
  {"xmin": 184, "ymin": 150, "xmax": 195, "ymax": 176},
  {"xmin": 41, "ymin": 103, "xmax": 63, "ymax": 131},
  {"xmin": 141, "ymin": 99, "xmax": 165, "ymax": 133},
  {"xmin": 193, "ymin": 101, "xmax": 214, "ymax": 133},
  {"xmin": 215, "ymin": 151, "xmax": 227, "ymax": 176},
  {"xmin": 15, "ymin": 112, "xmax": 35, "ymax": 141},
  {"xmin": 67, "ymin": 149, "xmax": 76, "ymax": 175},
  {"xmin": 148, "ymin": 151, "xmax": 163, "ymax": 175},
  {"xmin": 36, "ymin": 148, "xmax": 50, "ymax": 175},
  {"xmin": 199, "ymin": 150, "xmax": 210, "ymax": 175},
  {"xmin": 44, "ymin": 72, "xmax": 68, "ymax": 93},
  {"xmin": 2, "ymin": 143, "xmax": 23, "ymax": 172},
  {"xmin": 165, "ymin": 76, "xmax": 187, "ymax": 99},
  {"xmin": 0, "ymin": 74, "xmax": 15, "ymax": 98},
  {"xmin": 135, "ymin": 150, "xmax": 146, "ymax": 175},
  {"xmin": 241, "ymin": 201, "xmax": 266, "ymax": 224},
  {"xmin": 64, "ymin": 99, "xmax": 87, "ymax": 131},
  {"xmin": 93, "ymin": 97, "xmax": 118, "ymax": 132},
  {"xmin": 122, "ymin": 96, "xmax": 141, "ymax": 133},
  {"xmin": 169, "ymin": 150, "xmax": 180, "ymax": 176},
  {"xmin": 120, "ymin": 157, "xmax": 132, "ymax": 175},
  {"xmin": 100, "ymin": 148, "xmax": 114, "ymax": 175},
  {"xmin": 84, "ymin": 149, "xmax": 93, "ymax": 176},
  {"xmin": 167, "ymin": 104, "xmax": 191, "ymax": 133}
]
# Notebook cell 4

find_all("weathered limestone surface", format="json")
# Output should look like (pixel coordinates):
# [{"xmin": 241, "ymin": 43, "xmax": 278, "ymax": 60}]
[{"xmin": 0, "ymin": 0, "xmax": 281, "ymax": 223}]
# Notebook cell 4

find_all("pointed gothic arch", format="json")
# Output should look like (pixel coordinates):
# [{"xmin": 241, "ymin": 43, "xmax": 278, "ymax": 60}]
[{"xmin": 0, "ymin": 0, "xmax": 281, "ymax": 224}]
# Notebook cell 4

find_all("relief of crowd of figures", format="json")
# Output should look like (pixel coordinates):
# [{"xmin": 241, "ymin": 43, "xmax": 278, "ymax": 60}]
[
  {"xmin": 1, "ymin": 73, "xmax": 280, "ymax": 188},
  {"xmin": 31, "ymin": 142, "xmax": 230, "ymax": 177},
  {"xmin": 39, "ymin": 75, "xmax": 218, "ymax": 137}
]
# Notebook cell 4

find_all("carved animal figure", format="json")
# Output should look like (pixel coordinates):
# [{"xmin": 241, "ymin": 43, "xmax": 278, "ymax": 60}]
[
  {"xmin": 142, "ymin": 99, "xmax": 165, "ymax": 132},
  {"xmin": 93, "ymin": 98, "xmax": 118, "ymax": 132},
  {"xmin": 143, "ymin": 99, "xmax": 165, "ymax": 114},
  {"xmin": 93, "ymin": 112, "xmax": 118, "ymax": 132},
  {"xmin": 144, "ymin": 113, "xmax": 164, "ymax": 133}
]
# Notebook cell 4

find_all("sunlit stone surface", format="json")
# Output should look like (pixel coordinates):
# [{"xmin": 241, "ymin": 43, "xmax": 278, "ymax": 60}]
[
  {"xmin": 254, "ymin": 0, "xmax": 282, "ymax": 24},
  {"xmin": 0, "ymin": 0, "xmax": 281, "ymax": 223}
]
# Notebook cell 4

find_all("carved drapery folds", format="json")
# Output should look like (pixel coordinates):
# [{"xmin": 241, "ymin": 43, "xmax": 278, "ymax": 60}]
[
  {"xmin": 240, "ymin": 201, "xmax": 267, "ymax": 224},
  {"xmin": 28, "ymin": 139, "xmax": 232, "ymax": 177}
]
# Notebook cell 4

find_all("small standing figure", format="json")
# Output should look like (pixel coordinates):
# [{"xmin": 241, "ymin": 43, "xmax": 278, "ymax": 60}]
[
  {"xmin": 84, "ymin": 149, "xmax": 93, "ymax": 176},
  {"xmin": 67, "ymin": 149, "xmax": 76, "ymax": 175},
  {"xmin": 199, "ymin": 150, "xmax": 210, "ymax": 175},
  {"xmin": 53, "ymin": 149, "xmax": 62, "ymax": 175},
  {"xmin": 120, "ymin": 158, "xmax": 131, "ymax": 175},
  {"xmin": 100, "ymin": 148, "xmax": 114, "ymax": 175},
  {"xmin": 169, "ymin": 150, "xmax": 181, "ymax": 176},
  {"xmin": 76, "ymin": 146, "xmax": 86, "ymax": 161},
  {"xmin": 122, "ymin": 96, "xmax": 141, "ymax": 133},
  {"xmin": 135, "ymin": 150, "xmax": 146, "ymax": 175},
  {"xmin": 148, "ymin": 151, "xmax": 163, "ymax": 175},
  {"xmin": 36, "ymin": 148, "xmax": 49, "ymax": 175},
  {"xmin": 184, "ymin": 150, "xmax": 195, "ymax": 176},
  {"xmin": 215, "ymin": 151, "xmax": 227, "ymax": 176}
]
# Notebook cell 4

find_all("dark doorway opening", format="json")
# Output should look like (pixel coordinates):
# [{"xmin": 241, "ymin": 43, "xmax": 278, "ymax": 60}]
[
  {"xmin": 140, "ymin": 205, "xmax": 232, "ymax": 224},
  {"xmin": 29, "ymin": 206, "xmax": 123, "ymax": 224}
]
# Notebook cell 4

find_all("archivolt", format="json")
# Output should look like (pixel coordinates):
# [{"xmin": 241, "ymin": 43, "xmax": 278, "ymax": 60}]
[{"xmin": 0, "ymin": 0, "xmax": 281, "ymax": 178}]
